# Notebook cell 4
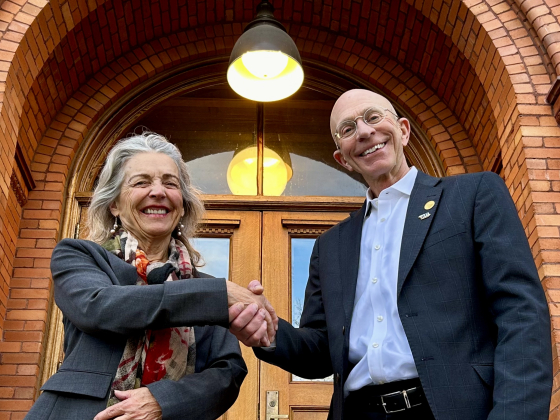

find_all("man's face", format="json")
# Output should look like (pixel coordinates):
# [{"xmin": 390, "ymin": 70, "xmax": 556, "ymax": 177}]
[{"xmin": 331, "ymin": 90, "xmax": 410, "ymax": 187}]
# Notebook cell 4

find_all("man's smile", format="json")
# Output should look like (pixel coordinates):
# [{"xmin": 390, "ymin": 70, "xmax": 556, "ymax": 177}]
[{"xmin": 360, "ymin": 142, "xmax": 386, "ymax": 157}]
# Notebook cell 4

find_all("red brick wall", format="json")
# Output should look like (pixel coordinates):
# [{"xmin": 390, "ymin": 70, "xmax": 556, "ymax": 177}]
[{"xmin": 0, "ymin": 1, "xmax": 558, "ymax": 419}]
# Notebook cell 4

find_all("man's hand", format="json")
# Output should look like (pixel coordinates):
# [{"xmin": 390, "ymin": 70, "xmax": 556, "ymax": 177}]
[
  {"xmin": 94, "ymin": 388, "xmax": 162, "ymax": 420},
  {"xmin": 228, "ymin": 280, "xmax": 277, "ymax": 347}
]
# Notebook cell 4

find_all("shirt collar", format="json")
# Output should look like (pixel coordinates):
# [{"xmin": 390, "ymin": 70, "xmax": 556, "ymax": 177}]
[{"xmin": 365, "ymin": 167, "xmax": 418, "ymax": 216}]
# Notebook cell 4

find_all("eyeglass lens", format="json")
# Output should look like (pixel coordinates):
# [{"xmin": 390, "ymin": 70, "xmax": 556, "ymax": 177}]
[{"xmin": 336, "ymin": 107, "xmax": 388, "ymax": 139}]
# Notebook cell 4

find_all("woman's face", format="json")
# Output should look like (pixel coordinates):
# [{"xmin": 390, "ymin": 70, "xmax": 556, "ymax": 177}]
[{"xmin": 110, "ymin": 152, "xmax": 185, "ymax": 244}]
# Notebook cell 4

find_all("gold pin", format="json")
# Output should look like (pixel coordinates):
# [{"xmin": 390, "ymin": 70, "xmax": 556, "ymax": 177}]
[
  {"xmin": 424, "ymin": 201, "xmax": 435, "ymax": 210},
  {"xmin": 418, "ymin": 212, "xmax": 431, "ymax": 220}
]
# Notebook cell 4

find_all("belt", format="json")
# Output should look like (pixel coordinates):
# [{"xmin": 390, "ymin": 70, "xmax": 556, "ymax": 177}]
[{"xmin": 345, "ymin": 378, "xmax": 426, "ymax": 414}]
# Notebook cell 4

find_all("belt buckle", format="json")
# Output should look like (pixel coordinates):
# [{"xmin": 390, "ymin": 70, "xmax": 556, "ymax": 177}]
[
  {"xmin": 406, "ymin": 387, "xmax": 422, "ymax": 408},
  {"xmin": 380, "ymin": 387, "xmax": 419, "ymax": 414}
]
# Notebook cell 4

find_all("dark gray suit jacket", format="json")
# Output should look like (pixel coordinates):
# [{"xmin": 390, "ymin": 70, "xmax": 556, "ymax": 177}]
[
  {"xmin": 25, "ymin": 239, "xmax": 247, "ymax": 420},
  {"xmin": 256, "ymin": 171, "xmax": 552, "ymax": 420}
]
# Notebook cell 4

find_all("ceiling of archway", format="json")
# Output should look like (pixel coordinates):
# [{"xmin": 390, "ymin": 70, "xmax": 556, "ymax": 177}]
[{"xmin": 24, "ymin": 0, "xmax": 494, "ymax": 166}]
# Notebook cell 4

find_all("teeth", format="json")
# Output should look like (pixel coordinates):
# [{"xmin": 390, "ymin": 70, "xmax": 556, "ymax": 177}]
[
  {"xmin": 144, "ymin": 208, "xmax": 167, "ymax": 214},
  {"xmin": 361, "ymin": 143, "xmax": 385, "ymax": 156}
]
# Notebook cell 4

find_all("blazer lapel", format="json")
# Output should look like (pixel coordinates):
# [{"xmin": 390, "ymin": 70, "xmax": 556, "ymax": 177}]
[
  {"xmin": 340, "ymin": 202, "xmax": 366, "ymax": 325},
  {"xmin": 107, "ymin": 251, "xmax": 138, "ymax": 286},
  {"xmin": 397, "ymin": 172, "xmax": 442, "ymax": 296}
]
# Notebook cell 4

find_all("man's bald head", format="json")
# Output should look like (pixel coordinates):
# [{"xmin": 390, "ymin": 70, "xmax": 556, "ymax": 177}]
[{"xmin": 330, "ymin": 89, "xmax": 397, "ymax": 134}]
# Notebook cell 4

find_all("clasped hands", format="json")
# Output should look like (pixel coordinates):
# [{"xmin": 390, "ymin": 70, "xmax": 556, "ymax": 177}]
[{"xmin": 227, "ymin": 280, "xmax": 277, "ymax": 347}]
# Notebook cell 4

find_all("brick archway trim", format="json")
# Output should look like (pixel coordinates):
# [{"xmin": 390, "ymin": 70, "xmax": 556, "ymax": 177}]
[{"xmin": 0, "ymin": 0, "xmax": 559, "ymax": 418}]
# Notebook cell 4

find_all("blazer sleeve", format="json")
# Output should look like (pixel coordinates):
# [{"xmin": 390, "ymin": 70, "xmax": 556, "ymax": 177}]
[
  {"xmin": 147, "ymin": 325, "xmax": 247, "ymax": 420},
  {"xmin": 51, "ymin": 238, "xmax": 230, "ymax": 336},
  {"xmin": 474, "ymin": 172, "xmax": 552, "ymax": 420},
  {"xmin": 254, "ymin": 238, "xmax": 332, "ymax": 379}
]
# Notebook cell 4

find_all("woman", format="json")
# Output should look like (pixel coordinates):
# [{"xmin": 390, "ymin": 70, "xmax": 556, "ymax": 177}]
[{"xmin": 25, "ymin": 133, "xmax": 274, "ymax": 420}]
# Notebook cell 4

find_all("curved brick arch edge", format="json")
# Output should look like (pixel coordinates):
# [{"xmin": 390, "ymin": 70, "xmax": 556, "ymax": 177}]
[{"xmin": 0, "ymin": 1, "xmax": 559, "ymax": 418}]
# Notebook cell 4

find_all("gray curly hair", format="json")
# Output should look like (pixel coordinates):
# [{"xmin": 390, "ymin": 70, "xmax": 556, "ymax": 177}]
[{"xmin": 87, "ymin": 132, "xmax": 204, "ymax": 265}]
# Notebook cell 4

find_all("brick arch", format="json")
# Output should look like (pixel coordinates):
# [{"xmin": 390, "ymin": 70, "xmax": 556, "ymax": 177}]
[{"xmin": 1, "ymin": 0, "xmax": 559, "ymax": 418}]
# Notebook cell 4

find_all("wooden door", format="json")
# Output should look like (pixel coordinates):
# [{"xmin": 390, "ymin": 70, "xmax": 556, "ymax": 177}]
[
  {"xmin": 196, "ymin": 210, "xmax": 262, "ymax": 420},
  {"xmin": 259, "ymin": 211, "xmax": 349, "ymax": 420}
]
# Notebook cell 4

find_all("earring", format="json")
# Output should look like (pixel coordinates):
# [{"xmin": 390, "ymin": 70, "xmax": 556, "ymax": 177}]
[
  {"xmin": 177, "ymin": 222, "xmax": 185, "ymax": 237},
  {"xmin": 110, "ymin": 217, "xmax": 119, "ymax": 235}
]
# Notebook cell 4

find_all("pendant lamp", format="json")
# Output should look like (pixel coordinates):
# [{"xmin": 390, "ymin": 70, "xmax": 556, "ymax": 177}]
[
  {"xmin": 227, "ymin": 0, "xmax": 304, "ymax": 102},
  {"xmin": 227, "ymin": 146, "xmax": 292, "ymax": 195}
]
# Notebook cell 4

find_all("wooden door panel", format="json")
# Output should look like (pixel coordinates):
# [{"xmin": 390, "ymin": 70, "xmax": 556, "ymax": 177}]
[
  {"xmin": 261, "ymin": 211, "xmax": 349, "ymax": 420},
  {"xmin": 291, "ymin": 410, "xmax": 329, "ymax": 420}
]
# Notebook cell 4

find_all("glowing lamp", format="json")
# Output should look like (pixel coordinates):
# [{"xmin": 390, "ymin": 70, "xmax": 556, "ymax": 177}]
[
  {"xmin": 227, "ymin": 146, "xmax": 291, "ymax": 196},
  {"xmin": 227, "ymin": 1, "xmax": 304, "ymax": 102}
]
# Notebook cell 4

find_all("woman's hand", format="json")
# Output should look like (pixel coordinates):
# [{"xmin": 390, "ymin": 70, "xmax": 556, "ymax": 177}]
[{"xmin": 94, "ymin": 388, "xmax": 162, "ymax": 420}]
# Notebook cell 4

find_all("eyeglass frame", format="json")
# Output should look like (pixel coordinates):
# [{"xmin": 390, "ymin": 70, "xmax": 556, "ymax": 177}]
[{"xmin": 332, "ymin": 107, "xmax": 400, "ymax": 147}]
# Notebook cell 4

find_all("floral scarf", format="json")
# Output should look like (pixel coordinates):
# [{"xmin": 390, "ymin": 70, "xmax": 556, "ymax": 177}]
[{"xmin": 103, "ymin": 230, "xmax": 196, "ymax": 406}]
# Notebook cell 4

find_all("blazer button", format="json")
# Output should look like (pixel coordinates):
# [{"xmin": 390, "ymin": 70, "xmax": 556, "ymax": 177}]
[
  {"xmin": 342, "ymin": 326, "xmax": 345, "ymax": 335},
  {"xmin": 335, "ymin": 373, "xmax": 341, "ymax": 384}
]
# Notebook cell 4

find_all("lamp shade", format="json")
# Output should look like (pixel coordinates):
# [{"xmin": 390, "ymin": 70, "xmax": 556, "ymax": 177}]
[
  {"xmin": 227, "ymin": 146, "xmax": 291, "ymax": 195},
  {"xmin": 227, "ymin": 3, "xmax": 304, "ymax": 102}
]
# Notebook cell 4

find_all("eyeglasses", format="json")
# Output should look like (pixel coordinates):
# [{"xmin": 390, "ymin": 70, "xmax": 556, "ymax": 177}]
[{"xmin": 333, "ymin": 107, "xmax": 399, "ymax": 141}]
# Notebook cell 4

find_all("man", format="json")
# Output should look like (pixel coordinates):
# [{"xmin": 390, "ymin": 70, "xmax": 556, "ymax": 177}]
[{"xmin": 229, "ymin": 89, "xmax": 552, "ymax": 419}]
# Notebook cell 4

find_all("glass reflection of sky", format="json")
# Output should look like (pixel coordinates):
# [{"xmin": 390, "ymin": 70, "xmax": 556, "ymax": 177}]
[
  {"xmin": 291, "ymin": 238, "xmax": 315, "ymax": 327},
  {"xmin": 283, "ymin": 154, "xmax": 367, "ymax": 197},
  {"xmin": 186, "ymin": 152, "xmax": 235, "ymax": 195},
  {"xmin": 291, "ymin": 237, "xmax": 333, "ymax": 382},
  {"xmin": 192, "ymin": 238, "xmax": 230, "ymax": 280}
]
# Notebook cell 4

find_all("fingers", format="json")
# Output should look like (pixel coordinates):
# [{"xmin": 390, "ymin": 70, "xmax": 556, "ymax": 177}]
[
  {"xmin": 114, "ymin": 390, "xmax": 132, "ymax": 400},
  {"xmin": 95, "ymin": 402, "xmax": 124, "ymax": 420},
  {"xmin": 248, "ymin": 279, "xmax": 264, "ymax": 294},
  {"xmin": 228, "ymin": 302, "xmax": 245, "ymax": 323},
  {"xmin": 261, "ymin": 302, "xmax": 276, "ymax": 343},
  {"xmin": 264, "ymin": 298, "xmax": 278, "ymax": 331},
  {"xmin": 94, "ymin": 388, "xmax": 161, "ymax": 420},
  {"xmin": 230, "ymin": 303, "xmax": 259, "ymax": 333},
  {"xmin": 242, "ymin": 318, "xmax": 268, "ymax": 347},
  {"xmin": 229, "ymin": 304, "xmax": 270, "ymax": 347}
]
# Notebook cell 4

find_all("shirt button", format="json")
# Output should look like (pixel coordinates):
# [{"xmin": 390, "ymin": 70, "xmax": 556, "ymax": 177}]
[
  {"xmin": 374, "ymin": 245, "xmax": 381, "ymax": 250},
  {"xmin": 372, "ymin": 278, "xmax": 378, "ymax": 284},
  {"xmin": 372, "ymin": 343, "xmax": 379, "ymax": 348},
  {"xmin": 380, "ymin": 218, "xmax": 386, "ymax": 222},
  {"xmin": 377, "ymin": 316, "xmax": 384, "ymax": 322}
]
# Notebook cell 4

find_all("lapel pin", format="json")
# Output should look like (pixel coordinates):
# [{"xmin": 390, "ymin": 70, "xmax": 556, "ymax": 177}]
[
  {"xmin": 418, "ymin": 212, "xmax": 431, "ymax": 220},
  {"xmin": 424, "ymin": 201, "xmax": 435, "ymax": 210}
]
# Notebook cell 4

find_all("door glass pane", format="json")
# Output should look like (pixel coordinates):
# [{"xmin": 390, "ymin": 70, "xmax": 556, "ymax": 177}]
[
  {"xmin": 192, "ymin": 238, "xmax": 231, "ymax": 280},
  {"xmin": 264, "ymin": 88, "xmax": 368, "ymax": 197},
  {"xmin": 135, "ymin": 85, "xmax": 257, "ymax": 195},
  {"xmin": 291, "ymin": 237, "xmax": 333, "ymax": 382}
]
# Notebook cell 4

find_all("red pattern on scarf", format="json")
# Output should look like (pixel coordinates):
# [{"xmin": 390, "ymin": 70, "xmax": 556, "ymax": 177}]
[{"xmin": 135, "ymin": 250, "xmax": 176, "ymax": 385}]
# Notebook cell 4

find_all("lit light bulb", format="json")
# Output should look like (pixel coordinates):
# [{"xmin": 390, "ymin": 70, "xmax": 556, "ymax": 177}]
[
  {"xmin": 227, "ymin": 146, "xmax": 290, "ymax": 196},
  {"xmin": 263, "ymin": 157, "xmax": 279, "ymax": 167},
  {"xmin": 241, "ymin": 51, "xmax": 289, "ymax": 79}
]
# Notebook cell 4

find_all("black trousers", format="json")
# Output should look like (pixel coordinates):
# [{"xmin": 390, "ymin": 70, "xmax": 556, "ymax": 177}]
[{"xmin": 344, "ymin": 379, "xmax": 436, "ymax": 420}]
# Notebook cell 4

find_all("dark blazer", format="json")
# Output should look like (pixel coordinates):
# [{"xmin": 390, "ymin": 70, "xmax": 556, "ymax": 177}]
[
  {"xmin": 256, "ymin": 171, "xmax": 552, "ymax": 420},
  {"xmin": 25, "ymin": 239, "xmax": 247, "ymax": 420}
]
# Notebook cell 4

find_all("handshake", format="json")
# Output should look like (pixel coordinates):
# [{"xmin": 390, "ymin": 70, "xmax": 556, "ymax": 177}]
[{"xmin": 226, "ymin": 280, "xmax": 278, "ymax": 347}]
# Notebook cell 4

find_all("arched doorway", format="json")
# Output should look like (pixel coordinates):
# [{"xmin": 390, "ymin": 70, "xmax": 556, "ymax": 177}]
[{"xmin": 42, "ymin": 60, "xmax": 445, "ymax": 420}]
